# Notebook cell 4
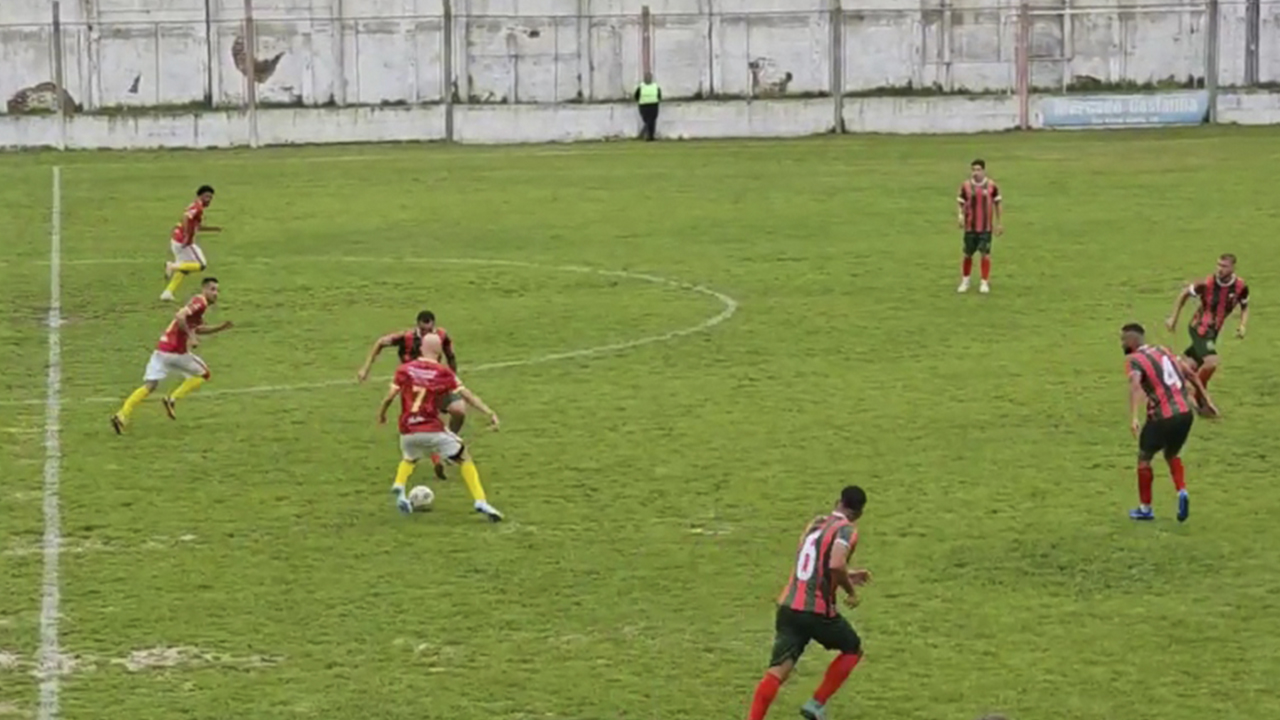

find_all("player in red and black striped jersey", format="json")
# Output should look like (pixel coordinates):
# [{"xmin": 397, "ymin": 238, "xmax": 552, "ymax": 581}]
[
  {"xmin": 747, "ymin": 487, "xmax": 871, "ymax": 720},
  {"xmin": 1121, "ymin": 324, "xmax": 1218, "ymax": 523},
  {"xmin": 956, "ymin": 159, "xmax": 1003, "ymax": 294},
  {"xmin": 358, "ymin": 310, "xmax": 462, "ymax": 480},
  {"xmin": 1165, "ymin": 253, "xmax": 1250, "ymax": 389}
]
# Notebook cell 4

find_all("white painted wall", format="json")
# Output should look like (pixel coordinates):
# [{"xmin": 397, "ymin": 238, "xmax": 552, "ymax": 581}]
[
  {"xmin": 3, "ymin": 91, "xmax": 1277, "ymax": 150},
  {"xmin": 3, "ymin": 0, "xmax": 1273, "ymax": 114}
]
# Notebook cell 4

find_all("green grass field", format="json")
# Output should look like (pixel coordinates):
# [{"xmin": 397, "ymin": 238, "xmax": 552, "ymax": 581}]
[{"xmin": 2, "ymin": 128, "xmax": 1280, "ymax": 720}]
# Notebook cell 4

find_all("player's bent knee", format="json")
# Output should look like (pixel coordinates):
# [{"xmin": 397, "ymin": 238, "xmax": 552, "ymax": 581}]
[{"xmin": 447, "ymin": 446, "xmax": 468, "ymax": 464}]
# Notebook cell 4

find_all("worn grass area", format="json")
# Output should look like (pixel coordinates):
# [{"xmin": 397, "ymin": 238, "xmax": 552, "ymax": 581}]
[{"xmin": 2, "ymin": 128, "xmax": 1280, "ymax": 720}]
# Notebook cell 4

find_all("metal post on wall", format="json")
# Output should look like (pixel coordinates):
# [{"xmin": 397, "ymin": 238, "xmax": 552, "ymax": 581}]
[
  {"xmin": 1060, "ymin": 0, "xmax": 1073, "ymax": 92},
  {"xmin": 1245, "ymin": 0, "xmax": 1260, "ymax": 86},
  {"xmin": 1206, "ymin": 0, "xmax": 1220, "ymax": 123},
  {"xmin": 641, "ymin": 5, "xmax": 653, "ymax": 78},
  {"xmin": 203, "ymin": 0, "xmax": 216, "ymax": 107},
  {"xmin": 829, "ymin": 0, "xmax": 843, "ymax": 133},
  {"xmin": 443, "ymin": 0, "xmax": 454, "ymax": 142},
  {"xmin": 51, "ymin": 1, "xmax": 67, "ymax": 150},
  {"xmin": 941, "ymin": 0, "xmax": 953, "ymax": 91},
  {"xmin": 1015, "ymin": 2, "xmax": 1031, "ymax": 130},
  {"xmin": 243, "ymin": 0, "xmax": 260, "ymax": 147},
  {"xmin": 335, "ymin": 0, "xmax": 348, "ymax": 105}
]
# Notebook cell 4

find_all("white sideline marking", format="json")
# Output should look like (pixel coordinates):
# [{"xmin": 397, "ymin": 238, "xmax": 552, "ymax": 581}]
[
  {"xmin": 0, "ymin": 646, "xmax": 281, "ymax": 677},
  {"xmin": 1, "ymin": 257, "xmax": 739, "ymax": 407},
  {"xmin": 39, "ymin": 167, "xmax": 63, "ymax": 720},
  {"xmin": 31, "ymin": 138, "xmax": 849, "ymax": 172}
]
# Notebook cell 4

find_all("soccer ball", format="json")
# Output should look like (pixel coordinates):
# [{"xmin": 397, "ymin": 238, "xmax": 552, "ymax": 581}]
[{"xmin": 408, "ymin": 485, "xmax": 435, "ymax": 511}]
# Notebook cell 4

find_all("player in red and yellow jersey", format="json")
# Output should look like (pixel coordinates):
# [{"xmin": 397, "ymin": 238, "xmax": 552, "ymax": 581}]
[
  {"xmin": 1120, "ymin": 323, "xmax": 1217, "ymax": 523},
  {"xmin": 161, "ymin": 185, "xmax": 221, "ymax": 302},
  {"xmin": 1165, "ymin": 253, "xmax": 1250, "ymax": 389},
  {"xmin": 377, "ymin": 334, "xmax": 502, "ymax": 520},
  {"xmin": 359, "ymin": 310, "xmax": 462, "ymax": 479},
  {"xmin": 112, "ymin": 277, "xmax": 234, "ymax": 433},
  {"xmin": 746, "ymin": 486, "xmax": 871, "ymax": 720},
  {"xmin": 956, "ymin": 159, "xmax": 1003, "ymax": 294}
]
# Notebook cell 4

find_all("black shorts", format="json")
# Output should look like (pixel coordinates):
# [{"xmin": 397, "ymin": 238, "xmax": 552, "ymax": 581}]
[
  {"xmin": 1184, "ymin": 326, "xmax": 1219, "ymax": 364},
  {"xmin": 768, "ymin": 605, "xmax": 861, "ymax": 668},
  {"xmin": 1139, "ymin": 413, "xmax": 1194, "ymax": 458},
  {"xmin": 963, "ymin": 231, "xmax": 993, "ymax": 256}
]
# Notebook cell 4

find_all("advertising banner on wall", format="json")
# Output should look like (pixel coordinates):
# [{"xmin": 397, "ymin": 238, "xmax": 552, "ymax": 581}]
[{"xmin": 1040, "ymin": 91, "xmax": 1210, "ymax": 128}]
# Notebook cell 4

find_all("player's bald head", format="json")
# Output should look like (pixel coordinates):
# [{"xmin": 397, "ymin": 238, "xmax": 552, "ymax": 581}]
[{"xmin": 418, "ymin": 333, "xmax": 443, "ymax": 359}]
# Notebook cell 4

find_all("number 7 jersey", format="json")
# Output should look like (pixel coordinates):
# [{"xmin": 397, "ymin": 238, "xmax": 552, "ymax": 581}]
[
  {"xmin": 394, "ymin": 359, "xmax": 462, "ymax": 434},
  {"xmin": 777, "ymin": 513, "xmax": 857, "ymax": 618}
]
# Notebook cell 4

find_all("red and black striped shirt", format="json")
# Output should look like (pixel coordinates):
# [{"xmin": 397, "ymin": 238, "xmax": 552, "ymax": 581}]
[
  {"xmin": 1190, "ymin": 274, "xmax": 1249, "ymax": 335},
  {"xmin": 1127, "ymin": 345, "xmax": 1193, "ymax": 420},
  {"xmin": 389, "ymin": 327, "xmax": 454, "ymax": 363},
  {"xmin": 777, "ymin": 513, "xmax": 857, "ymax": 618},
  {"xmin": 958, "ymin": 179, "xmax": 1001, "ymax": 233}
]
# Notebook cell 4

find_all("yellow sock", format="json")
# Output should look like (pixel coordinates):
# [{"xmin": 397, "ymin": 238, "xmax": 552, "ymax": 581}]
[
  {"xmin": 176, "ymin": 262, "xmax": 202, "ymax": 274},
  {"xmin": 459, "ymin": 460, "xmax": 486, "ymax": 503},
  {"xmin": 117, "ymin": 386, "xmax": 151, "ymax": 420},
  {"xmin": 394, "ymin": 460, "xmax": 416, "ymax": 491},
  {"xmin": 164, "ymin": 271, "xmax": 188, "ymax": 295},
  {"xmin": 170, "ymin": 375, "xmax": 205, "ymax": 401}
]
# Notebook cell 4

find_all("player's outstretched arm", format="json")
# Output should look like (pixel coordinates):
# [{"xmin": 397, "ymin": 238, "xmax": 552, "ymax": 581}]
[
  {"xmin": 175, "ymin": 306, "xmax": 199, "ymax": 347},
  {"xmin": 195, "ymin": 321, "xmax": 233, "ymax": 335},
  {"xmin": 377, "ymin": 383, "xmax": 399, "ymax": 425},
  {"xmin": 1166, "ymin": 285, "xmax": 1193, "ymax": 331},
  {"xmin": 458, "ymin": 387, "xmax": 499, "ymax": 430},
  {"xmin": 358, "ymin": 335, "xmax": 396, "ymax": 383}
]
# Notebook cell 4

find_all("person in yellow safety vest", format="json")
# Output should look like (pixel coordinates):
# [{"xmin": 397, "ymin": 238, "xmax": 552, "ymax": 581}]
[{"xmin": 634, "ymin": 72, "xmax": 661, "ymax": 141}]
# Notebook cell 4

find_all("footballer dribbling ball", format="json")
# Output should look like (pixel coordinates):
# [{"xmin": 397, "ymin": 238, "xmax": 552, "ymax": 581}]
[{"xmin": 408, "ymin": 485, "xmax": 435, "ymax": 511}]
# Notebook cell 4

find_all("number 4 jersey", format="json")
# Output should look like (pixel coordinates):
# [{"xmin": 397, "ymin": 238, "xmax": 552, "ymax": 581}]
[
  {"xmin": 777, "ymin": 513, "xmax": 858, "ymax": 618},
  {"xmin": 1127, "ymin": 345, "xmax": 1194, "ymax": 420},
  {"xmin": 394, "ymin": 359, "xmax": 462, "ymax": 434}
]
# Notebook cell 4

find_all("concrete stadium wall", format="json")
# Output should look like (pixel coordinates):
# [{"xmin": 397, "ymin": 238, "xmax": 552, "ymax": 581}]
[
  {"xmin": 4, "ymin": 0, "xmax": 1280, "ymax": 148},
  {"xmin": 4, "ymin": 0, "xmax": 1280, "ymax": 113},
  {"xmin": 4, "ymin": 91, "xmax": 1279, "ymax": 150}
]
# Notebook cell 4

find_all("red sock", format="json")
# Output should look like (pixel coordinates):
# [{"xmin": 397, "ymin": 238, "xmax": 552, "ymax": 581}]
[
  {"xmin": 748, "ymin": 673, "xmax": 783, "ymax": 720},
  {"xmin": 980, "ymin": 256, "xmax": 991, "ymax": 281},
  {"xmin": 1198, "ymin": 365, "xmax": 1216, "ymax": 387},
  {"xmin": 813, "ymin": 652, "xmax": 861, "ymax": 705},
  {"xmin": 962, "ymin": 257, "xmax": 973, "ymax": 278},
  {"xmin": 1168, "ymin": 457, "xmax": 1186, "ymax": 492},
  {"xmin": 1138, "ymin": 466, "xmax": 1154, "ymax": 505},
  {"xmin": 430, "ymin": 453, "xmax": 442, "ymax": 465}
]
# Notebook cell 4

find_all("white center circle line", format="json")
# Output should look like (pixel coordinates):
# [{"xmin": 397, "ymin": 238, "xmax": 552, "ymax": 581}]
[{"xmin": 1, "ymin": 257, "xmax": 739, "ymax": 407}]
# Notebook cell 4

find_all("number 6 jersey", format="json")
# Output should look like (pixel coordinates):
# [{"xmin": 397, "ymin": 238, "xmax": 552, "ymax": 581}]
[{"xmin": 777, "ymin": 513, "xmax": 858, "ymax": 617}]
